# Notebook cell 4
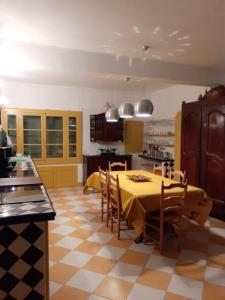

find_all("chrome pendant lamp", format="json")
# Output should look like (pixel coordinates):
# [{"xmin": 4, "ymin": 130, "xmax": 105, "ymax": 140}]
[
  {"xmin": 105, "ymin": 107, "xmax": 119, "ymax": 122},
  {"xmin": 134, "ymin": 98, "xmax": 154, "ymax": 117},
  {"xmin": 118, "ymin": 103, "xmax": 134, "ymax": 119},
  {"xmin": 133, "ymin": 46, "xmax": 154, "ymax": 118}
]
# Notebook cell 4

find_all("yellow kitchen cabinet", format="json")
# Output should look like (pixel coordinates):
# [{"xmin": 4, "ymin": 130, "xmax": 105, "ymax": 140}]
[
  {"xmin": 37, "ymin": 165, "xmax": 77, "ymax": 188},
  {"xmin": 124, "ymin": 120, "xmax": 144, "ymax": 153}
]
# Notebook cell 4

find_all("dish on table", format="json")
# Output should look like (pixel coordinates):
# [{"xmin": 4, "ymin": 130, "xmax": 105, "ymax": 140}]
[{"xmin": 126, "ymin": 175, "xmax": 152, "ymax": 182}]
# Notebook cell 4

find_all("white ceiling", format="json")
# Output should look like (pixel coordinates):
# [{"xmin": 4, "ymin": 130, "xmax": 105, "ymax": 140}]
[{"xmin": 0, "ymin": 0, "xmax": 224, "ymax": 90}]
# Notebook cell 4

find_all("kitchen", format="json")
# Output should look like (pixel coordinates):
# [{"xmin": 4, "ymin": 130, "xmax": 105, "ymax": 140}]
[{"xmin": 0, "ymin": 1, "xmax": 225, "ymax": 300}]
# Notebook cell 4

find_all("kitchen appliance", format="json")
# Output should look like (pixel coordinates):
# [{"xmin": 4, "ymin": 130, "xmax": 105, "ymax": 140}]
[{"xmin": 0, "ymin": 147, "xmax": 16, "ymax": 174}]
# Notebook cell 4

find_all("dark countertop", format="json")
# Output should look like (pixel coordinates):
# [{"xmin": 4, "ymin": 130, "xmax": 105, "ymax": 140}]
[
  {"xmin": 0, "ymin": 156, "xmax": 56, "ymax": 225},
  {"xmin": 83, "ymin": 154, "xmax": 133, "ymax": 157},
  {"xmin": 138, "ymin": 154, "xmax": 174, "ymax": 162}
]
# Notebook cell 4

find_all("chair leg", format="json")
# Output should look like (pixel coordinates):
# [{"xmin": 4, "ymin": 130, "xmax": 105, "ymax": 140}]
[
  {"xmin": 101, "ymin": 197, "xmax": 104, "ymax": 222},
  {"xmin": 110, "ymin": 210, "xmax": 114, "ymax": 233},
  {"xmin": 159, "ymin": 220, "xmax": 164, "ymax": 253},
  {"xmin": 143, "ymin": 222, "xmax": 146, "ymax": 244},
  {"xmin": 117, "ymin": 217, "xmax": 120, "ymax": 240},
  {"xmin": 106, "ymin": 200, "xmax": 110, "ymax": 227}
]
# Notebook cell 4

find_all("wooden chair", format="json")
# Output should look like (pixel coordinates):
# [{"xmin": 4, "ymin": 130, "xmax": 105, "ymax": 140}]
[
  {"xmin": 99, "ymin": 167, "xmax": 110, "ymax": 226},
  {"xmin": 144, "ymin": 180, "xmax": 188, "ymax": 253},
  {"xmin": 108, "ymin": 173, "xmax": 128, "ymax": 239},
  {"xmin": 169, "ymin": 170, "xmax": 187, "ymax": 184},
  {"xmin": 109, "ymin": 161, "xmax": 127, "ymax": 171},
  {"xmin": 153, "ymin": 164, "xmax": 165, "ymax": 177}
]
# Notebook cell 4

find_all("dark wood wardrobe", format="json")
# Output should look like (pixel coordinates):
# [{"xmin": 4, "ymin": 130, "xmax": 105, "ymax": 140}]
[{"xmin": 181, "ymin": 86, "xmax": 225, "ymax": 220}]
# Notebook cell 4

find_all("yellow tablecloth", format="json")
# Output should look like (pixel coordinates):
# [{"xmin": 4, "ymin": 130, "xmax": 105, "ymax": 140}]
[{"xmin": 84, "ymin": 170, "xmax": 212, "ymax": 236}]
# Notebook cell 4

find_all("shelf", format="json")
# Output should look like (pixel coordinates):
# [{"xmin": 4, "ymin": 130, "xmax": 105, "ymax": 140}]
[
  {"xmin": 144, "ymin": 118, "xmax": 175, "ymax": 125},
  {"xmin": 144, "ymin": 143, "xmax": 174, "ymax": 147},
  {"xmin": 144, "ymin": 133, "xmax": 174, "ymax": 137}
]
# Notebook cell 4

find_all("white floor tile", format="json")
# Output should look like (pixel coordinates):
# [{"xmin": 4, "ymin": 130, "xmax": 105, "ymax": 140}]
[
  {"xmin": 178, "ymin": 249, "xmax": 206, "ymax": 266},
  {"xmin": 51, "ymin": 225, "xmax": 75, "ymax": 235},
  {"xmin": 74, "ymin": 213, "xmax": 96, "ymax": 221},
  {"xmin": 49, "ymin": 260, "xmax": 56, "ymax": 268},
  {"xmin": 49, "ymin": 281, "xmax": 62, "ymax": 296},
  {"xmin": 205, "ymin": 266, "xmax": 225, "ymax": 287},
  {"xmin": 168, "ymin": 274, "xmax": 203, "ymax": 300},
  {"xmin": 55, "ymin": 236, "xmax": 83, "ymax": 249},
  {"xmin": 71, "ymin": 206, "xmax": 89, "ymax": 213},
  {"xmin": 66, "ymin": 269, "xmax": 104, "ymax": 293},
  {"xmin": 120, "ymin": 230, "xmax": 137, "ymax": 240},
  {"xmin": 67, "ymin": 200, "xmax": 84, "ymax": 206},
  {"xmin": 52, "ymin": 216, "xmax": 70, "ymax": 225},
  {"xmin": 129, "ymin": 243, "xmax": 155, "ymax": 254},
  {"xmin": 54, "ymin": 208, "xmax": 66, "ymax": 215},
  {"xmin": 88, "ymin": 295, "xmax": 108, "ymax": 300},
  {"xmin": 96, "ymin": 245, "xmax": 126, "ymax": 260},
  {"xmin": 127, "ymin": 283, "xmax": 165, "ymax": 300},
  {"xmin": 81, "ymin": 221, "xmax": 104, "ymax": 231},
  {"xmin": 60, "ymin": 250, "xmax": 92, "ymax": 268},
  {"xmin": 210, "ymin": 227, "xmax": 225, "ymax": 238},
  {"xmin": 146, "ymin": 255, "xmax": 176, "ymax": 274},
  {"xmin": 87, "ymin": 199, "xmax": 99, "ymax": 204},
  {"xmin": 87, "ymin": 232, "xmax": 114, "ymax": 244},
  {"xmin": 109, "ymin": 262, "xmax": 142, "ymax": 283}
]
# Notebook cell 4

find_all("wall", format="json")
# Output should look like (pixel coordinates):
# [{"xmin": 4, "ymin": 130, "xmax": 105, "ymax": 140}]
[
  {"xmin": 133, "ymin": 84, "xmax": 210, "ymax": 170},
  {"xmin": 149, "ymin": 84, "xmax": 210, "ymax": 119},
  {"xmin": 1, "ymin": 80, "xmax": 144, "ymax": 181},
  {"xmin": 1, "ymin": 81, "xmax": 210, "ymax": 181}
]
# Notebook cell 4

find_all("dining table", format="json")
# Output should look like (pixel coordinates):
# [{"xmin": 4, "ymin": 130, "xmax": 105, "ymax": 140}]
[{"xmin": 83, "ymin": 170, "xmax": 212, "ymax": 237}]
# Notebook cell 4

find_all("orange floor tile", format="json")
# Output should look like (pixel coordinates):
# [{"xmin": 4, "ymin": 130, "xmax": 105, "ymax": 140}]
[{"xmin": 48, "ymin": 187, "xmax": 225, "ymax": 300}]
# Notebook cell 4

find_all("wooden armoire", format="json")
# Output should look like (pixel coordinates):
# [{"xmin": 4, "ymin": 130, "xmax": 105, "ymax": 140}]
[{"xmin": 181, "ymin": 86, "xmax": 225, "ymax": 221}]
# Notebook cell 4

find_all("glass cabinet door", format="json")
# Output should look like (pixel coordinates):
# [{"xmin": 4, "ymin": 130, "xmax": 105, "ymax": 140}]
[
  {"xmin": 68, "ymin": 117, "xmax": 76, "ymax": 157},
  {"xmin": 23, "ymin": 115, "xmax": 42, "ymax": 158},
  {"xmin": 7, "ymin": 114, "xmax": 17, "ymax": 151},
  {"xmin": 46, "ymin": 116, "xmax": 63, "ymax": 158}
]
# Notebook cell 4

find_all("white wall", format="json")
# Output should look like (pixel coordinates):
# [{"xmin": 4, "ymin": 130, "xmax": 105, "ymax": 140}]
[
  {"xmin": 149, "ymin": 84, "xmax": 210, "ymax": 119},
  {"xmin": 1, "ymin": 81, "xmax": 210, "ymax": 181},
  {"xmin": 1, "ymin": 80, "xmax": 145, "ymax": 181}
]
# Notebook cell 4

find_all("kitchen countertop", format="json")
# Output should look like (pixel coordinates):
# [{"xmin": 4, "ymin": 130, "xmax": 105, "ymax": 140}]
[
  {"xmin": 0, "ymin": 156, "xmax": 56, "ymax": 225},
  {"xmin": 138, "ymin": 154, "xmax": 174, "ymax": 162}
]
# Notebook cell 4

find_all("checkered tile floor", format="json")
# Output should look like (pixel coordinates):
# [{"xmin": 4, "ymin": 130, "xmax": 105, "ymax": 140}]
[{"xmin": 48, "ymin": 187, "xmax": 225, "ymax": 300}]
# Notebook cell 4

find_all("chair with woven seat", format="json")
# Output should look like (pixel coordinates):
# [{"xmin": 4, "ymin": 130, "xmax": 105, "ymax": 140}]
[
  {"xmin": 108, "ymin": 161, "xmax": 127, "ymax": 172},
  {"xmin": 108, "ymin": 173, "xmax": 128, "ymax": 239},
  {"xmin": 169, "ymin": 169, "xmax": 187, "ymax": 184},
  {"xmin": 144, "ymin": 180, "xmax": 188, "ymax": 253},
  {"xmin": 99, "ymin": 167, "xmax": 110, "ymax": 226},
  {"xmin": 153, "ymin": 164, "xmax": 165, "ymax": 177}
]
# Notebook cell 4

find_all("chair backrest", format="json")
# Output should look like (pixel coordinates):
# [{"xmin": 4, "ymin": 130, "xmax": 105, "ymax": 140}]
[
  {"xmin": 160, "ymin": 180, "xmax": 188, "ymax": 214},
  {"xmin": 109, "ymin": 161, "xmax": 127, "ymax": 171},
  {"xmin": 108, "ymin": 173, "xmax": 122, "ymax": 210},
  {"xmin": 99, "ymin": 167, "xmax": 108, "ymax": 198},
  {"xmin": 169, "ymin": 169, "xmax": 187, "ymax": 184},
  {"xmin": 153, "ymin": 164, "xmax": 165, "ymax": 177}
]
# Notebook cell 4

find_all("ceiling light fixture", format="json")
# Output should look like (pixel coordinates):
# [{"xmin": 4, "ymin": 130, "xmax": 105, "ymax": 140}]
[
  {"xmin": 105, "ymin": 107, "xmax": 119, "ymax": 122},
  {"xmin": 118, "ymin": 103, "xmax": 134, "ymax": 119},
  {"xmin": 105, "ymin": 45, "xmax": 154, "ymax": 122},
  {"xmin": 133, "ymin": 46, "xmax": 154, "ymax": 118},
  {"xmin": 134, "ymin": 99, "xmax": 154, "ymax": 117}
]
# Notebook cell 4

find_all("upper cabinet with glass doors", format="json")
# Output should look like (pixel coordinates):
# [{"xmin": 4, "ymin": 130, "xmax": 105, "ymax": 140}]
[{"xmin": 1, "ymin": 108, "xmax": 82, "ymax": 164}]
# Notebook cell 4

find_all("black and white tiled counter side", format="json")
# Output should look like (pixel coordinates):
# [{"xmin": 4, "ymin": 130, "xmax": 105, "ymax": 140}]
[{"xmin": 0, "ymin": 156, "xmax": 56, "ymax": 300}]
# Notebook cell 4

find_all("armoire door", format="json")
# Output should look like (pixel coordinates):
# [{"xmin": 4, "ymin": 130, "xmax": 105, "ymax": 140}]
[
  {"xmin": 181, "ymin": 101, "xmax": 202, "ymax": 186},
  {"xmin": 201, "ymin": 98, "xmax": 225, "ymax": 219}
]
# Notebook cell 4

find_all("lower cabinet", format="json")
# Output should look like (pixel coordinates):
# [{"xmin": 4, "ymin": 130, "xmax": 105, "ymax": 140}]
[{"xmin": 37, "ymin": 165, "xmax": 78, "ymax": 188}]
